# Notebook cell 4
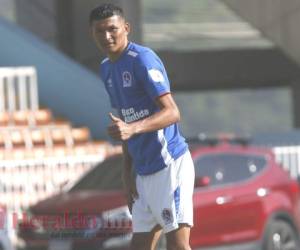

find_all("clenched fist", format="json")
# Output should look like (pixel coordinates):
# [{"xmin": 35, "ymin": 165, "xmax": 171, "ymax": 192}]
[{"xmin": 107, "ymin": 113, "xmax": 136, "ymax": 141}]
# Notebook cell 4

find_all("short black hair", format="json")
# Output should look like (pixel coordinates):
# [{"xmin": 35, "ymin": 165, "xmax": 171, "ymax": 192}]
[{"xmin": 89, "ymin": 3, "xmax": 124, "ymax": 25}]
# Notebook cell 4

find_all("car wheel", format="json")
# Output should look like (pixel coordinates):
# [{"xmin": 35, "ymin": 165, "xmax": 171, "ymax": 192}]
[{"xmin": 263, "ymin": 220, "xmax": 300, "ymax": 250}]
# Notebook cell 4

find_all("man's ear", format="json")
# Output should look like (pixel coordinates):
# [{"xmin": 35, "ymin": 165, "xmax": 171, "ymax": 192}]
[{"xmin": 125, "ymin": 22, "xmax": 131, "ymax": 35}]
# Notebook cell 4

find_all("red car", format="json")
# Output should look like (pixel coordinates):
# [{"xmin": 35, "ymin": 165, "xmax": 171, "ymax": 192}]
[{"xmin": 17, "ymin": 138, "xmax": 300, "ymax": 250}]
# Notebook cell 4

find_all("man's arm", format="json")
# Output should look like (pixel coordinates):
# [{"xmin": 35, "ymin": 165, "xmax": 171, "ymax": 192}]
[
  {"xmin": 122, "ymin": 142, "xmax": 138, "ymax": 213},
  {"xmin": 122, "ymin": 142, "xmax": 133, "ymax": 174},
  {"xmin": 108, "ymin": 93, "xmax": 180, "ymax": 141}
]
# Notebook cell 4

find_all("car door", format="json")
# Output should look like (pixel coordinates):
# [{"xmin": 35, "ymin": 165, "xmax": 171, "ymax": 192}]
[{"xmin": 191, "ymin": 152, "xmax": 267, "ymax": 247}]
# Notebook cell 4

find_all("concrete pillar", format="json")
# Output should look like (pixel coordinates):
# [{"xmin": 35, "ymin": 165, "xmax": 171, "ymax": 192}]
[
  {"xmin": 121, "ymin": 0, "xmax": 142, "ymax": 43},
  {"xmin": 0, "ymin": 0, "xmax": 16, "ymax": 21},
  {"xmin": 55, "ymin": 0, "xmax": 75, "ymax": 57},
  {"xmin": 15, "ymin": 0, "xmax": 58, "ymax": 47}
]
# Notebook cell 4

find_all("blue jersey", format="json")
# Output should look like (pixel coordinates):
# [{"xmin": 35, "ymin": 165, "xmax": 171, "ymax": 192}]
[{"xmin": 100, "ymin": 42, "xmax": 187, "ymax": 175}]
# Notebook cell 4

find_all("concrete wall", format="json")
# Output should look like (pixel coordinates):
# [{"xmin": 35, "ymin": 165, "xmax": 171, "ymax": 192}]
[
  {"xmin": 222, "ymin": 0, "xmax": 300, "ymax": 127},
  {"xmin": 222, "ymin": 0, "xmax": 300, "ymax": 68}
]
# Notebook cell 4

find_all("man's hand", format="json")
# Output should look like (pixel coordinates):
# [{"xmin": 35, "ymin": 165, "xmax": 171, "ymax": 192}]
[{"xmin": 107, "ymin": 113, "xmax": 135, "ymax": 141}]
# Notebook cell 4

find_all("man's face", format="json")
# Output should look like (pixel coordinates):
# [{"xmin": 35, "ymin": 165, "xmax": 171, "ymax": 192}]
[{"xmin": 91, "ymin": 15, "xmax": 130, "ymax": 60}]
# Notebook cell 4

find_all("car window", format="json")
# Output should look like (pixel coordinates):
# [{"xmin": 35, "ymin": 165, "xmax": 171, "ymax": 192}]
[
  {"xmin": 194, "ymin": 153, "xmax": 267, "ymax": 187},
  {"xmin": 70, "ymin": 155, "xmax": 123, "ymax": 191}
]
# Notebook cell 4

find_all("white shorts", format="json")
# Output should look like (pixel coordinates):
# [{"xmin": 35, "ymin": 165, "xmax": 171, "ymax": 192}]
[{"xmin": 132, "ymin": 150, "xmax": 195, "ymax": 233}]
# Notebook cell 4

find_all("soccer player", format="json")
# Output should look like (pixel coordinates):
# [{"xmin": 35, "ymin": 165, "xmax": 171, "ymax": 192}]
[{"xmin": 89, "ymin": 3, "xmax": 195, "ymax": 250}]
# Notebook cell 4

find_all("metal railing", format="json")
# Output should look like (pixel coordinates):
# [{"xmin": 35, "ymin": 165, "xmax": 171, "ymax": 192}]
[
  {"xmin": 0, "ymin": 67, "xmax": 38, "ymax": 112},
  {"xmin": 273, "ymin": 146, "xmax": 300, "ymax": 179}
]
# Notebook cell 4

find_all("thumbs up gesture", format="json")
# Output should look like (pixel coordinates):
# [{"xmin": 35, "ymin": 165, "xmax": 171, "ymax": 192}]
[
  {"xmin": 107, "ymin": 112, "xmax": 134, "ymax": 141},
  {"xmin": 109, "ymin": 113, "xmax": 122, "ymax": 123}
]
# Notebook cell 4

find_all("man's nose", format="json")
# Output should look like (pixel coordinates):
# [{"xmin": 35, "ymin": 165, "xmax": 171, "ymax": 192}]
[{"xmin": 103, "ymin": 31, "xmax": 112, "ymax": 40}]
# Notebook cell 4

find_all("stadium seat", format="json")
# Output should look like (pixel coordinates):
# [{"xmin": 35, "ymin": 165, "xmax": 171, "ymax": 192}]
[
  {"xmin": 49, "ymin": 127, "xmax": 68, "ymax": 146},
  {"xmin": 10, "ymin": 129, "xmax": 28, "ymax": 148},
  {"xmin": 71, "ymin": 127, "xmax": 90, "ymax": 144},
  {"xmin": 53, "ymin": 118, "xmax": 71, "ymax": 126},
  {"xmin": 31, "ymin": 109, "xmax": 52, "ymax": 125},
  {"xmin": 0, "ymin": 111, "xmax": 10, "ymax": 126},
  {"xmin": 11, "ymin": 109, "xmax": 52, "ymax": 126},
  {"xmin": 29, "ymin": 128, "xmax": 49, "ymax": 147},
  {"xmin": 12, "ymin": 110, "xmax": 29, "ymax": 126}
]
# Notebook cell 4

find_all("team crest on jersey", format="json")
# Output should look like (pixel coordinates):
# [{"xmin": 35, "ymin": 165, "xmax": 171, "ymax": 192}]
[
  {"xmin": 148, "ymin": 69, "xmax": 165, "ymax": 83},
  {"xmin": 122, "ymin": 71, "xmax": 132, "ymax": 87},
  {"xmin": 161, "ymin": 208, "xmax": 173, "ymax": 225}
]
